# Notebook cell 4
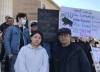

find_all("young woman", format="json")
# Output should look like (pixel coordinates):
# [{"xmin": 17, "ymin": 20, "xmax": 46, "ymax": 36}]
[{"xmin": 14, "ymin": 31, "xmax": 49, "ymax": 72}]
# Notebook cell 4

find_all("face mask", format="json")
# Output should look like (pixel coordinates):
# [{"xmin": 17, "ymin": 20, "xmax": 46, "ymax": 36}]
[{"xmin": 19, "ymin": 18, "xmax": 26, "ymax": 25}]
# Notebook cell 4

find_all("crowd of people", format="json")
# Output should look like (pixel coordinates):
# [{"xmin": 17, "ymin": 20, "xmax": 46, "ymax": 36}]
[{"xmin": 0, "ymin": 12, "xmax": 100, "ymax": 72}]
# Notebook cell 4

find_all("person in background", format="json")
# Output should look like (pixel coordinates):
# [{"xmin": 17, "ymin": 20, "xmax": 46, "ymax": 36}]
[
  {"xmin": 30, "ymin": 22, "xmax": 38, "ymax": 34},
  {"xmin": 4, "ymin": 13, "xmax": 30, "ymax": 72},
  {"xmin": 0, "ymin": 16, "xmax": 14, "ymax": 33},
  {"xmin": 0, "ymin": 16, "xmax": 14, "ymax": 72},
  {"xmin": 0, "ymin": 30, "xmax": 2, "ymax": 57},
  {"xmin": 14, "ymin": 31, "xmax": 49, "ymax": 72},
  {"xmin": 51, "ymin": 28, "xmax": 92, "ymax": 72},
  {"xmin": 71, "ymin": 36, "xmax": 78, "ymax": 43},
  {"xmin": 78, "ymin": 37, "xmax": 96, "ymax": 72},
  {"xmin": 89, "ymin": 37, "xmax": 95, "ymax": 47},
  {"xmin": 0, "ymin": 30, "xmax": 2, "ymax": 72}
]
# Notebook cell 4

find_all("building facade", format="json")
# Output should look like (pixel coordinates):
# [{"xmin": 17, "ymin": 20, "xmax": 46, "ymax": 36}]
[
  {"xmin": 0, "ymin": 0, "xmax": 59, "ymax": 24},
  {"xmin": 0, "ymin": 0, "xmax": 13, "ymax": 24}
]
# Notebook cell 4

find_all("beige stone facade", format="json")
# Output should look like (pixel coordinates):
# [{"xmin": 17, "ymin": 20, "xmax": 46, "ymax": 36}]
[
  {"xmin": 0, "ymin": 0, "xmax": 13, "ymax": 24},
  {"xmin": 13, "ymin": 0, "xmax": 41, "ymax": 20},
  {"xmin": 41, "ymin": 0, "xmax": 59, "ymax": 10},
  {"xmin": 0, "ymin": 0, "xmax": 59, "ymax": 24}
]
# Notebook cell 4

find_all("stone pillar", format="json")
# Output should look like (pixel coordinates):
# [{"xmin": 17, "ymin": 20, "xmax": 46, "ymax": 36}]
[{"xmin": 0, "ymin": 0, "xmax": 13, "ymax": 24}]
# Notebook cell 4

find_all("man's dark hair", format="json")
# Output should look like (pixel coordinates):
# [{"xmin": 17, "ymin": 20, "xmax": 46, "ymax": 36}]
[
  {"xmin": 58, "ymin": 28, "xmax": 71, "ymax": 36},
  {"xmin": 5, "ymin": 16, "xmax": 10, "ymax": 19},
  {"xmin": 7, "ymin": 17, "xmax": 14, "ymax": 20},
  {"xmin": 31, "ymin": 22, "xmax": 38, "ymax": 27},
  {"xmin": 16, "ymin": 13, "xmax": 27, "ymax": 22}
]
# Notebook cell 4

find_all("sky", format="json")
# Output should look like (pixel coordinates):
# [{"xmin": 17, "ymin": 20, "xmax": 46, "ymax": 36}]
[{"xmin": 53, "ymin": 0, "xmax": 100, "ymax": 12}]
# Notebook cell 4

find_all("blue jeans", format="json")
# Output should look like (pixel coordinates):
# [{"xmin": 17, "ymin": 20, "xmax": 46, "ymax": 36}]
[{"xmin": 9, "ymin": 55, "xmax": 17, "ymax": 72}]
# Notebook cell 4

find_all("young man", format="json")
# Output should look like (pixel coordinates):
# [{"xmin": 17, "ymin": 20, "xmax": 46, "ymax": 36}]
[
  {"xmin": 0, "ymin": 16, "xmax": 14, "ymax": 72},
  {"xmin": 30, "ymin": 22, "xmax": 38, "ymax": 34},
  {"xmin": 4, "ymin": 13, "xmax": 30, "ymax": 72},
  {"xmin": 51, "ymin": 28, "xmax": 92, "ymax": 72},
  {"xmin": 0, "ymin": 16, "xmax": 14, "ymax": 33}
]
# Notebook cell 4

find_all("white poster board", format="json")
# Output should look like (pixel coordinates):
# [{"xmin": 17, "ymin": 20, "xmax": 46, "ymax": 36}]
[
  {"xmin": 59, "ymin": 7, "xmax": 100, "ymax": 39},
  {"xmin": 91, "ymin": 47, "xmax": 100, "ymax": 71}
]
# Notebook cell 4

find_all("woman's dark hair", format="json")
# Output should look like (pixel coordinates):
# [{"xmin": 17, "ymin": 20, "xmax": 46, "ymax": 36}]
[
  {"xmin": 16, "ymin": 13, "xmax": 27, "ymax": 22},
  {"xmin": 30, "ymin": 30, "xmax": 43, "ymax": 44}
]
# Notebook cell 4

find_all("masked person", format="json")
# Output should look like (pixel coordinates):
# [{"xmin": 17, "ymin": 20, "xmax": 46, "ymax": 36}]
[
  {"xmin": 51, "ymin": 28, "xmax": 92, "ymax": 72},
  {"xmin": 14, "ymin": 31, "xmax": 49, "ymax": 72},
  {"xmin": 4, "ymin": 13, "xmax": 30, "ymax": 72}
]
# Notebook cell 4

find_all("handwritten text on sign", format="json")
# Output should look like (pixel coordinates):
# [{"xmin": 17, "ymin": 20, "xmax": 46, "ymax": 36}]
[{"xmin": 59, "ymin": 7, "xmax": 100, "ymax": 39}]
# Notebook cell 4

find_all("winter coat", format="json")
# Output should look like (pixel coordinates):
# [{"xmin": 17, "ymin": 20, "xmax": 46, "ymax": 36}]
[{"xmin": 51, "ymin": 43, "xmax": 92, "ymax": 72}]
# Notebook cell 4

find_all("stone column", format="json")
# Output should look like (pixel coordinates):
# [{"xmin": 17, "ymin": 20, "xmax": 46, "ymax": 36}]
[{"xmin": 0, "ymin": 0, "xmax": 13, "ymax": 24}]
